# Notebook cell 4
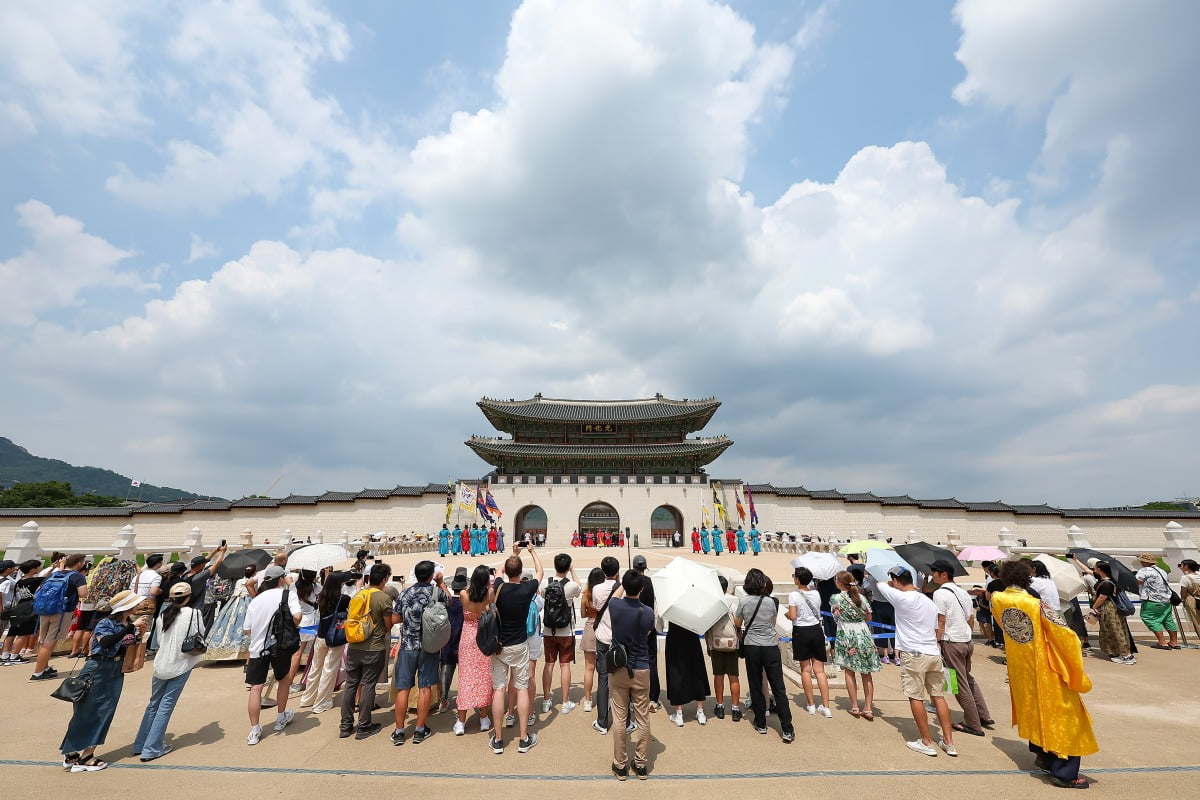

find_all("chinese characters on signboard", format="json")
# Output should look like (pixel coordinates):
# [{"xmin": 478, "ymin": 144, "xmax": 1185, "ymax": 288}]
[{"xmin": 581, "ymin": 424, "xmax": 618, "ymax": 434}]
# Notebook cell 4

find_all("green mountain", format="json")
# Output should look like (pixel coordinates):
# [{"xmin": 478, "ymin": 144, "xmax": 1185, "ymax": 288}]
[{"xmin": 0, "ymin": 437, "xmax": 215, "ymax": 504}]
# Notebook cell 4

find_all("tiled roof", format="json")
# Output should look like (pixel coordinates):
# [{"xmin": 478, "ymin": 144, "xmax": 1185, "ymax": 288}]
[
  {"xmin": 879, "ymin": 495, "xmax": 919, "ymax": 506},
  {"xmin": 842, "ymin": 492, "xmax": 880, "ymax": 503},
  {"xmin": 918, "ymin": 498, "xmax": 967, "ymax": 510},
  {"xmin": 478, "ymin": 394, "xmax": 720, "ymax": 426},
  {"xmin": 1011, "ymin": 504, "xmax": 1061, "ymax": 515},
  {"xmin": 1061, "ymin": 508, "xmax": 1200, "ymax": 518},
  {"xmin": 389, "ymin": 486, "xmax": 425, "ymax": 497},
  {"xmin": 318, "ymin": 491, "xmax": 358, "ymax": 502},
  {"xmin": 773, "ymin": 486, "xmax": 811, "ymax": 497},
  {"xmin": 808, "ymin": 489, "xmax": 844, "ymax": 500},
  {"xmin": 131, "ymin": 504, "xmax": 188, "ymax": 514},
  {"xmin": 181, "ymin": 500, "xmax": 233, "ymax": 511},
  {"xmin": 356, "ymin": 489, "xmax": 392, "ymax": 499},
  {"xmin": 231, "ymin": 497, "xmax": 282, "ymax": 508},
  {"xmin": 746, "ymin": 484, "xmax": 776, "ymax": 494},
  {"xmin": 466, "ymin": 436, "xmax": 733, "ymax": 458},
  {"xmin": 279, "ymin": 495, "xmax": 319, "ymax": 505},
  {"xmin": 963, "ymin": 501, "xmax": 1014, "ymax": 513},
  {"xmin": 0, "ymin": 506, "xmax": 134, "ymax": 517}
]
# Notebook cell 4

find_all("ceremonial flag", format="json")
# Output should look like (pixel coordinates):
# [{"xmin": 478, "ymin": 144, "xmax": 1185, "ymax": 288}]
[
  {"xmin": 701, "ymin": 505, "xmax": 711, "ymax": 527},
  {"xmin": 735, "ymin": 491, "xmax": 746, "ymax": 522},
  {"xmin": 712, "ymin": 484, "xmax": 728, "ymax": 527},
  {"xmin": 456, "ymin": 482, "xmax": 477, "ymax": 511},
  {"xmin": 485, "ymin": 487, "xmax": 503, "ymax": 519},
  {"xmin": 746, "ymin": 484, "xmax": 759, "ymax": 527},
  {"xmin": 476, "ymin": 484, "xmax": 494, "ymax": 523},
  {"xmin": 130, "ymin": 480, "xmax": 141, "ymax": 487},
  {"xmin": 445, "ymin": 478, "xmax": 454, "ymax": 523}
]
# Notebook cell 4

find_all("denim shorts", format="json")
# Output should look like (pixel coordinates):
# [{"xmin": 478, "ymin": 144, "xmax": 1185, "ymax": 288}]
[{"xmin": 394, "ymin": 648, "xmax": 439, "ymax": 690}]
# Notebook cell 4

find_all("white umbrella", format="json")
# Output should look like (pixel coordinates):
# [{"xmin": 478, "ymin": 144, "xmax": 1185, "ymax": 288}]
[
  {"xmin": 286, "ymin": 543, "xmax": 350, "ymax": 572},
  {"xmin": 1033, "ymin": 554, "xmax": 1086, "ymax": 599},
  {"xmin": 653, "ymin": 557, "xmax": 728, "ymax": 635},
  {"xmin": 791, "ymin": 552, "xmax": 842, "ymax": 581}
]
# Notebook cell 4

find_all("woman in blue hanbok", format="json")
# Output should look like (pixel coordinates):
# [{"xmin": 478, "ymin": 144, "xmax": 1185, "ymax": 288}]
[
  {"xmin": 438, "ymin": 526, "xmax": 450, "ymax": 557},
  {"xmin": 203, "ymin": 566, "xmax": 257, "ymax": 662},
  {"xmin": 700, "ymin": 527, "xmax": 711, "ymax": 554},
  {"xmin": 750, "ymin": 527, "xmax": 761, "ymax": 556},
  {"xmin": 736, "ymin": 527, "xmax": 747, "ymax": 555}
]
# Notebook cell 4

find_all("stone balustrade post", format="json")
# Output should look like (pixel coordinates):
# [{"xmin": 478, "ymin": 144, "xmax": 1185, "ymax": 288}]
[
  {"xmin": 907, "ymin": 529, "xmax": 921, "ymax": 544},
  {"xmin": 280, "ymin": 529, "xmax": 293, "ymax": 549},
  {"xmin": 240, "ymin": 528, "xmax": 254, "ymax": 550},
  {"xmin": 112, "ymin": 524, "xmax": 137, "ymax": 561},
  {"xmin": 339, "ymin": 531, "xmax": 350, "ymax": 549},
  {"xmin": 5, "ymin": 521, "xmax": 42, "ymax": 564},
  {"xmin": 314, "ymin": 529, "xmax": 324, "ymax": 544},
  {"xmin": 1162, "ymin": 521, "xmax": 1198, "ymax": 570},
  {"xmin": 946, "ymin": 529, "xmax": 961, "ymax": 549},
  {"xmin": 998, "ymin": 527, "xmax": 1017, "ymax": 554},
  {"xmin": 183, "ymin": 526, "xmax": 204, "ymax": 561},
  {"xmin": 1066, "ymin": 524, "xmax": 1091, "ymax": 551}
]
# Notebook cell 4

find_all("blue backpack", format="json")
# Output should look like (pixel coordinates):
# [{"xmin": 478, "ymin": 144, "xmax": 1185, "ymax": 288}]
[
  {"xmin": 525, "ymin": 597, "xmax": 540, "ymax": 639},
  {"xmin": 33, "ymin": 571, "xmax": 73, "ymax": 616}
]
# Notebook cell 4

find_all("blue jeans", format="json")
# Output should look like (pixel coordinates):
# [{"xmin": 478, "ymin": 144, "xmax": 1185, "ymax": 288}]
[{"xmin": 132, "ymin": 671, "xmax": 193, "ymax": 758}]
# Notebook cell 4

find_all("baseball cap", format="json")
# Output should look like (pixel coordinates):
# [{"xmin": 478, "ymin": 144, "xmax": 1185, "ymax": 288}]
[
  {"xmin": 887, "ymin": 566, "xmax": 911, "ymax": 579},
  {"xmin": 632, "ymin": 555, "xmax": 648, "ymax": 571},
  {"xmin": 169, "ymin": 582, "xmax": 192, "ymax": 599},
  {"xmin": 189, "ymin": 555, "xmax": 207, "ymax": 567},
  {"xmin": 262, "ymin": 565, "xmax": 287, "ymax": 580}
]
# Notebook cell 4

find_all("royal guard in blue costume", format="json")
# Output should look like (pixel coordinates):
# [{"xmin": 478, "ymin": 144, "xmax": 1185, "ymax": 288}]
[
  {"xmin": 438, "ymin": 525, "xmax": 450, "ymax": 557},
  {"xmin": 451, "ymin": 524, "xmax": 463, "ymax": 555},
  {"xmin": 700, "ymin": 526, "xmax": 711, "ymax": 554},
  {"xmin": 736, "ymin": 525, "xmax": 747, "ymax": 555},
  {"xmin": 750, "ymin": 527, "xmax": 761, "ymax": 556}
]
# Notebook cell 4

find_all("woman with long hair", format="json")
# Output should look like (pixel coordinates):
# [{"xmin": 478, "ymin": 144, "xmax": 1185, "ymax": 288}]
[
  {"xmin": 60, "ymin": 590, "xmax": 148, "ymax": 772},
  {"xmin": 454, "ymin": 565, "xmax": 495, "ymax": 735},
  {"xmin": 735, "ymin": 568, "xmax": 793, "ymax": 743},
  {"xmin": 299, "ymin": 573, "xmax": 352, "ymax": 713},
  {"xmin": 786, "ymin": 567, "xmax": 833, "ymax": 718},
  {"xmin": 132, "ymin": 582, "xmax": 205, "ymax": 761},
  {"xmin": 287, "ymin": 570, "xmax": 321, "ymax": 693},
  {"xmin": 831, "ymin": 570, "xmax": 881, "ymax": 719},
  {"xmin": 1088, "ymin": 561, "xmax": 1135, "ymax": 664},
  {"xmin": 579, "ymin": 567, "xmax": 605, "ymax": 712},
  {"xmin": 204, "ymin": 565, "xmax": 258, "ymax": 662}
]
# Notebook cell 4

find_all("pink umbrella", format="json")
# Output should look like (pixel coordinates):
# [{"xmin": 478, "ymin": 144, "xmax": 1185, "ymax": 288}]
[{"xmin": 956, "ymin": 545, "xmax": 1008, "ymax": 562}]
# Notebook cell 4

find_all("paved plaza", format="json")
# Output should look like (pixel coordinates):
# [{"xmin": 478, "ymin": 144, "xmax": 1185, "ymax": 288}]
[{"xmin": 2, "ymin": 546, "xmax": 1196, "ymax": 799}]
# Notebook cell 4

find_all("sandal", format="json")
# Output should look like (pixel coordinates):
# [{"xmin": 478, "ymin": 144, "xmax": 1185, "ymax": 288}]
[
  {"xmin": 952, "ymin": 722, "xmax": 985, "ymax": 737},
  {"xmin": 980, "ymin": 718, "xmax": 996, "ymax": 728},
  {"xmin": 862, "ymin": 711, "xmax": 874, "ymax": 721},
  {"xmin": 72, "ymin": 756, "xmax": 108, "ymax": 772},
  {"xmin": 848, "ymin": 708, "xmax": 862, "ymax": 717},
  {"xmin": 1047, "ymin": 776, "xmax": 1088, "ymax": 789}
]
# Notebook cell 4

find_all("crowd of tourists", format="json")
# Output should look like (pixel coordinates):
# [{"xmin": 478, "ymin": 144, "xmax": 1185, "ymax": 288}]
[{"xmin": 2, "ymin": 543, "xmax": 1196, "ymax": 787}]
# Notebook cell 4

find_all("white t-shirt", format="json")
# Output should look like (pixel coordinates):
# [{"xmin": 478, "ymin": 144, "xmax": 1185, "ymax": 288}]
[
  {"xmin": 243, "ymin": 586, "xmax": 301, "ymax": 656},
  {"xmin": 130, "ymin": 567, "xmax": 162, "ymax": 597},
  {"xmin": 933, "ymin": 584, "xmax": 974, "ymax": 643},
  {"xmin": 153, "ymin": 606, "xmax": 205, "ymax": 680},
  {"xmin": 1029, "ymin": 576, "xmax": 1061, "ymax": 611},
  {"xmin": 592, "ymin": 579, "xmax": 619, "ymax": 645},
  {"xmin": 787, "ymin": 588, "xmax": 822, "ymax": 627},
  {"xmin": 874, "ymin": 582, "xmax": 939, "ymax": 655},
  {"xmin": 539, "ymin": 575, "xmax": 581, "ymax": 636}
]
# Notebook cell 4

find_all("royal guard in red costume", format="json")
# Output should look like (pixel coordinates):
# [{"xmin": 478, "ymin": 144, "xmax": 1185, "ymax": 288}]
[
  {"xmin": 617, "ymin": 530, "xmax": 624, "ymax": 546},
  {"xmin": 487, "ymin": 525, "xmax": 498, "ymax": 553},
  {"xmin": 691, "ymin": 527, "xmax": 701, "ymax": 553},
  {"xmin": 571, "ymin": 530, "xmax": 580, "ymax": 547},
  {"xmin": 460, "ymin": 525, "xmax": 470, "ymax": 554},
  {"xmin": 601, "ymin": 529, "xmax": 611, "ymax": 548},
  {"xmin": 586, "ymin": 529, "xmax": 595, "ymax": 547},
  {"xmin": 726, "ymin": 526, "xmax": 736, "ymax": 553}
]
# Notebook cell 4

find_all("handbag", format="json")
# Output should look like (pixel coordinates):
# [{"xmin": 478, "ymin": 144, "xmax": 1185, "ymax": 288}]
[
  {"xmin": 181, "ymin": 608, "xmax": 208, "ymax": 655},
  {"xmin": 595, "ymin": 581, "xmax": 628, "ymax": 673},
  {"xmin": 738, "ymin": 596, "xmax": 767, "ymax": 659},
  {"xmin": 50, "ymin": 661, "xmax": 93, "ymax": 704}
]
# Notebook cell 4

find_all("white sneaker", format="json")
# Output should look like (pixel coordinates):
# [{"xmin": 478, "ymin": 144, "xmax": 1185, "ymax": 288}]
[
  {"xmin": 247, "ymin": 726, "xmax": 262, "ymax": 746},
  {"xmin": 671, "ymin": 711, "xmax": 684, "ymax": 727},
  {"xmin": 583, "ymin": 699, "xmax": 593, "ymax": 712},
  {"xmin": 805, "ymin": 705, "xmax": 816, "ymax": 715},
  {"xmin": 504, "ymin": 713, "xmax": 516, "ymax": 728},
  {"xmin": 562, "ymin": 700, "xmax": 577, "ymax": 714},
  {"xmin": 273, "ymin": 709, "xmax": 295, "ymax": 731},
  {"xmin": 696, "ymin": 708, "xmax": 707, "ymax": 726},
  {"xmin": 453, "ymin": 720, "xmax": 466, "ymax": 736},
  {"xmin": 817, "ymin": 705, "xmax": 832, "ymax": 719},
  {"xmin": 938, "ymin": 738, "xmax": 958, "ymax": 757},
  {"xmin": 480, "ymin": 717, "xmax": 492, "ymax": 732},
  {"xmin": 906, "ymin": 739, "xmax": 937, "ymax": 757},
  {"xmin": 528, "ymin": 713, "xmax": 536, "ymax": 727},
  {"xmin": 542, "ymin": 699, "xmax": 553, "ymax": 714}
]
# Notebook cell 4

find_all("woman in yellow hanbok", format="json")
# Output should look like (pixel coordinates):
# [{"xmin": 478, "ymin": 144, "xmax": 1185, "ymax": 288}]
[{"xmin": 992, "ymin": 559, "xmax": 1097, "ymax": 789}]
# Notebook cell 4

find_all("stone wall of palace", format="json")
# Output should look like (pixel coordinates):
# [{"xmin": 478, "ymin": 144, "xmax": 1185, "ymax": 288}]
[{"xmin": 4, "ymin": 485, "xmax": 1197, "ymax": 555}]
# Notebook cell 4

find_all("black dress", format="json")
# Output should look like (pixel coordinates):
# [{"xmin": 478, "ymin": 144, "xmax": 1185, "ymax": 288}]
[{"xmin": 665, "ymin": 623, "xmax": 710, "ymax": 706}]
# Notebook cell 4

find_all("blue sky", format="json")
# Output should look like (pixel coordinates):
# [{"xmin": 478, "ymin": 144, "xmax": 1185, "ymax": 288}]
[{"xmin": 1, "ymin": 0, "xmax": 1197, "ymax": 507}]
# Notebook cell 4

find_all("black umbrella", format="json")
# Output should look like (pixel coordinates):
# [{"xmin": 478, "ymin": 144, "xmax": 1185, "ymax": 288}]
[
  {"xmin": 216, "ymin": 548, "xmax": 272, "ymax": 581},
  {"xmin": 1067, "ymin": 548, "xmax": 1139, "ymax": 594},
  {"xmin": 894, "ymin": 542, "xmax": 968, "ymax": 577}
]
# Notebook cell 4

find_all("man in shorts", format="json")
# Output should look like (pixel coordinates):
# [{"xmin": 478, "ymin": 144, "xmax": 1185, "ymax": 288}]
[
  {"xmin": 391, "ymin": 560, "xmax": 449, "ymax": 746},
  {"xmin": 873, "ymin": 566, "xmax": 957, "ymax": 758},
  {"xmin": 540, "ymin": 553, "xmax": 581, "ymax": 714},
  {"xmin": 489, "ymin": 543, "xmax": 543, "ymax": 754},
  {"xmin": 242, "ymin": 565, "xmax": 302, "ymax": 745},
  {"xmin": 29, "ymin": 554, "xmax": 89, "ymax": 682}
]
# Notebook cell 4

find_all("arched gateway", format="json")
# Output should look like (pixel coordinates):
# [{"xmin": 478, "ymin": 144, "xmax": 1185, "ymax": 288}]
[
  {"xmin": 651, "ymin": 505, "xmax": 683, "ymax": 546},
  {"xmin": 578, "ymin": 502, "xmax": 619, "ymax": 539},
  {"xmin": 514, "ymin": 505, "xmax": 547, "ymax": 543}
]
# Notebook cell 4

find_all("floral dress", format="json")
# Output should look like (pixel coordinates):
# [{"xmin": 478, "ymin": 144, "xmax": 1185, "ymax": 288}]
[
  {"xmin": 831, "ymin": 592, "xmax": 881, "ymax": 674},
  {"xmin": 456, "ymin": 607, "xmax": 494, "ymax": 711}
]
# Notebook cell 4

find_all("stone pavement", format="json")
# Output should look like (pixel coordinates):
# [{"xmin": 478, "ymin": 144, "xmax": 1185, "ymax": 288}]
[{"xmin": 2, "ymin": 545, "xmax": 1196, "ymax": 799}]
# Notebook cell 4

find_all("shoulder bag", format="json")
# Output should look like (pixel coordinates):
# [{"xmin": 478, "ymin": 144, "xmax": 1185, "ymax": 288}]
[
  {"xmin": 738, "ymin": 596, "xmax": 767, "ymax": 659},
  {"xmin": 181, "ymin": 608, "xmax": 208, "ymax": 654},
  {"xmin": 598, "ymin": 582, "xmax": 628, "ymax": 674},
  {"xmin": 1153, "ymin": 567, "xmax": 1182, "ymax": 606}
]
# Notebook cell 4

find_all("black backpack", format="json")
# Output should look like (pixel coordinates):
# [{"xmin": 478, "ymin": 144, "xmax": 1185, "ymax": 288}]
[
  {"xmin": 543, "ymin": 577, "xmax": 573, "ymax": 630},
  {"xmin": 265, "ymin": 589, "xmax": 301, "ymax": 658},
  {"xmin": 475, "ymin": 583, "xmax": 503, "ymax": 656}
]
